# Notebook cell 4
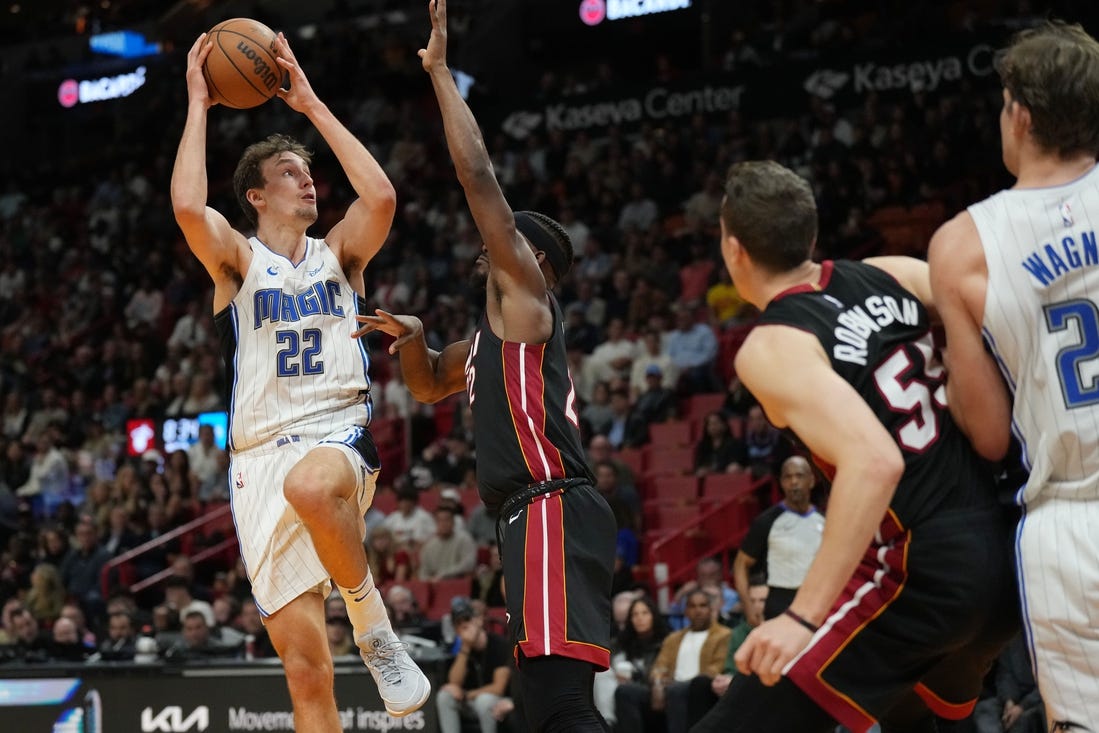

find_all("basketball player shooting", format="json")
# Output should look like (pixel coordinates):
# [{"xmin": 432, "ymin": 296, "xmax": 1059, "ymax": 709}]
[
  {"xmin": 170, "ymin": 31, "xmax": 429, "ymax": 731},
  {"xmin": 352, "ymin": 1, "xmax": 617, "ymax": 730}
]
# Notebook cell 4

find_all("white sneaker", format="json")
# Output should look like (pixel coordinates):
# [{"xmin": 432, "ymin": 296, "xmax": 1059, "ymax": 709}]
[{"xmin": 358, "ymin": 629, "xmax": 431, "ymax": 717}]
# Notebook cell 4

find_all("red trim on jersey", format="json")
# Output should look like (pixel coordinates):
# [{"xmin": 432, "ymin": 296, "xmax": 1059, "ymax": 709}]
[
  {"xmin": 502, "ymin": 341, "xmax": 566, "ymax": 482},
  {"xmin": 786, "ymin": 510, "xmax": 910, "ymax": 733},
  {"xmin": 517, "ymin": 491, "xmax": 610, "ymax": 670},
  {"xmin": 771, "ymin": 260, "xmax": 835, "ymax": 301},
  {"xmin": 913, "ymin": 683, "xmax": 977, "ymax": 720}
]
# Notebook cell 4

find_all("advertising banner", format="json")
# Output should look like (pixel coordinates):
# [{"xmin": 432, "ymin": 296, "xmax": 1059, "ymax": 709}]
[
  {"xmin": 0, "ymin": 661, "xmax": 440, "ymax": 732},
  {"xmin": 486, "ymin": 30, "xmax": 1010, "ymax": 140}
]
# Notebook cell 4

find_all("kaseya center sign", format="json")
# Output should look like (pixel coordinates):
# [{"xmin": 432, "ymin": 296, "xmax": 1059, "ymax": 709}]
[{"xmin": 579, "ymin": 0, "xmax": 692, "ymax": 26}]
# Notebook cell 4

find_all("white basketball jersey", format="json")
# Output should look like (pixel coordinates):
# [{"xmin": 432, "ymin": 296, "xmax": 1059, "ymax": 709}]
[
  {"xmin": 969, "ymin": 164, "xmax": 1099, "ymax": 502},
  {"xmin": 217, "ymin": 236, "xmax": 371, "ymax": 452}
]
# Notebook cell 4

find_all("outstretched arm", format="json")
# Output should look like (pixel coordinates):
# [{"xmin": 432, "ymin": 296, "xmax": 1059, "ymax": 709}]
[
  {"xmin": 170, "ymin": 34, "xmax": 248, "ymax": 311},
  {"xmin": 353, "ymin": 310, "xmax": 467, "ymax": 403},
  {"xmin": 927, "ymin": 214, "xmax": 1012, "ymax": 461},
  {"xmin": 731, "ymin": 325, "xmax": 904, "ymax": 686},
  {"xmin": 418, "ymin": 0, "xmax": 545, "ymax": 298},
  {"xmin": 274, "ymin": 33, "xmax": 395, "ymax": 272}
]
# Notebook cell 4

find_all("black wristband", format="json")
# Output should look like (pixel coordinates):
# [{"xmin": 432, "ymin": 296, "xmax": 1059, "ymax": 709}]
[{"xmin": 783, "ymin": 608, "xmax": 819, "ymax": 633}]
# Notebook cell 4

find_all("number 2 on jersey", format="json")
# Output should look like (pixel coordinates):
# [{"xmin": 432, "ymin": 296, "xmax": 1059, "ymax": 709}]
[
  {"xmin": 276, "ymin": 329, "xmax": 324, "ymax": 377},
  {"xmin": 1045, "ymin": 299, "xmax": 1099, "ymax": 408}
]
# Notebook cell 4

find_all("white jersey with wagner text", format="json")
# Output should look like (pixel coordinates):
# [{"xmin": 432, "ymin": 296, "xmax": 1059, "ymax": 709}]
[
  {"xmin": 969, "ymin": 164, "xmax": 1099, "ymax": 503},
  {"xmin": 215, "ymin": 236, "xmax": 371, "ymax": 452}
]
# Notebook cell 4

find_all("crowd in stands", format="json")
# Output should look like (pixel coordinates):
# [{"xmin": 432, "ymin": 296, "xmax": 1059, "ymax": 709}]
[{"xmin": 0, "ymin": 1, "xmax": 1071, "ymax": 729}]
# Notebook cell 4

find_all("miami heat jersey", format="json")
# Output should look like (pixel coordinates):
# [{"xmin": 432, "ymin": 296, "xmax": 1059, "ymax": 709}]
[
  {"xmin": 214, "ymin": 236, "xmax": 371, "ymax": 452},
  {"xmin": 969, "ymin": 165, "xmax": 1099, "ymax": 502},
  {"xmin": 758, "ymin": 260, "xmax": 994, "ymax": 529},
  {"xmin": 465, "ymin": 296, "xmax": 593, "ymax": 510}
]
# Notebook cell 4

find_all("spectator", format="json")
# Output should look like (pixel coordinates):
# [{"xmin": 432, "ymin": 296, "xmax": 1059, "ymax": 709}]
[
  {"xmin": 187, "ymin": 424, "xmax": 225, "ymax": 502},
  {"xmin": 667, "ymin": 557, "xmax": 740, "ymax": 630},
  {"xmin": 381, "ymin": 487, "xmax": 436, "ymax": 550},
  {"xmin": 101, "ymin": 504, "xmax": 139, "ymax": 557},
  {"xmin": 23, "ymin": 561, "xmax": 65, "ymax": 624},
  {"xmin": 733, "ymin": 455, "xmax": 825, "ymax": 623},
  {"xmin": 605, "ymin": 387, "xmax": 647, "ymax": 450},
  {"xmin": 48, "ymin": 616, "xmax": 88, "ymax": 661},
  {"xmin": 603, "ymin": 596, "xmax": 670, "ymax": 729},
  {"xmin": 95, "ymin": 610, "xmax": 138, "ymax": 661},
  {"xmin": 418, "ymin": 506, "xmax": 477, "ymax": 582},
  {"xmin": 325, "ymin": 595, "xmax": 356, "ymax": 658},
  {"xmin": 365, "ymin": 525, "xmax": 412, "ymax": 586},
  {"xmin": 743, "ymin": 404, "xmax": 787, "ymax": 479},
  {"xmin": 632, "ymin": 364, "xmax": 678, "ymax": 433},
  {"xmin": 694, "ymin": 412, "xmax": 747, "ymax": 476},
  {"xmin": 16, "ymin": 430, "xmax": 70, "ymax": 500},
  {"xmin": 164, "ymin": 607, "xmax": 237, "ymax": 660},
  {"xmin": 974, "ymin": 634, "xmax": 1045, "ymax": 733},
  {"xmin": 705, "ymin": 267, "xmax": 748, "ymax": 328},
  {"xmin": 664, "ymin": 306, "xmax": 720, "ymax": 395},
  {"xmin": 437, "ymin": 598, "xmax": 512, "ymax": 733},
  {"xmin": 235, "ymin": 599, "xmax": 277, "ymax": 659},
  {"xmin": 685, "ymin": 579, "xmax": 769, "ymax": 727},
  {"xmin": 585, "ymin": 434, "xmax": 636, "ymax": 489},
  {"xmin": 586, "ymin": 317, "xmax": 640, "ymax": 385},
  {"xmin": 471, "ymin": 542, "xmax": 505, "ymax": 608},
  {"xmin": 8, "ymin": 606, "xmax": 51, "ymax": 661},
  {"xmin": 580, "ymin": 381, "xmax": 615, "ymax": 438},
  {"xmin": 629, "ymin": 329, "xmax": 679, "ymax": 399},
  {"xmin": 593, "ymin": 461, "xmax": 640, "ymax": 535},
  {"xmin": 618, "ymin": 590, "xmax": 730, "ymax": 733},
  {"xmin": 384, "ymin": 585, "xmax": 432, "ymax": 637},
  {"xmin": 58, "ymin": 519, "xmax": 111, "ymax": 616}
]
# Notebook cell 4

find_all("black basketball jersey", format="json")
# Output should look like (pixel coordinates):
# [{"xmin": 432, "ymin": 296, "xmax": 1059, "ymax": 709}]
[
  {"xmin": 465, "ymin": 295, "xmax": 594, "ymax": 510},
  {"xmin": 757, "ymin": 260, "xmax": 995, "ymax": 528}
]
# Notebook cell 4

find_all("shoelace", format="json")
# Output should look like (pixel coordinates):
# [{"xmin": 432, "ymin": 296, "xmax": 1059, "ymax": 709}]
[{"xmin": 362, "ymin": 640, "xmax": 409, "ymax": 686}]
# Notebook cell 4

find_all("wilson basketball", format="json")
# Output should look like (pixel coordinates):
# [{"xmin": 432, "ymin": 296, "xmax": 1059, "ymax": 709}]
[{"xmin": 202, "ymin": 18, "xmax": 282, "ymax": 109}]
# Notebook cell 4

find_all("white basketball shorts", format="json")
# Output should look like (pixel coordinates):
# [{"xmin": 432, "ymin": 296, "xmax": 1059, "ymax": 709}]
[
  {"xmin": 228, "ymin": 425, "xmax": 379, "ymax": 616},
  {"xmin": 1017, "ymin": 495, "xmax": 1099, "ymax": 730}
]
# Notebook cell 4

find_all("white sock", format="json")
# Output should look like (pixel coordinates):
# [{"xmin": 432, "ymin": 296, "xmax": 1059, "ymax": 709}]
[{"xmin": 337, "ymin": 570, "xmax": 389, "ymax": 640}]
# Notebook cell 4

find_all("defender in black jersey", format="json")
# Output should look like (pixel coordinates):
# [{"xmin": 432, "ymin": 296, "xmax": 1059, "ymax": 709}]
[
  {"xmin": 352, "ymin": 3, "xmax": 615, "ymax": 731},
  {"xmin": 690, "ymin": 161, "xmax": 1017, "ymax": 733}
]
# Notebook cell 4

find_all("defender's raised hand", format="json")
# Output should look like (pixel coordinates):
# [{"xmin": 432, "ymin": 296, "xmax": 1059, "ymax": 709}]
[
  {"xmin": 418, "ymin": 0, "xmax": 448, "ymax": 73},
  {"xmin": 352, "ymin": 310, "xmax": 425, "ymax": 354}
]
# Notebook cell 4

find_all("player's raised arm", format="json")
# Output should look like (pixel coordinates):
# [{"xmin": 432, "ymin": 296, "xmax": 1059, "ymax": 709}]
[
  {"xmin": 353, "ymin": 310, "xmax": 468, "ymax": 403},
  {"xmin": 927, "ymin": 214, "xmax": 1012, "ymax": 461},
  {"xmin": 273, "ymin": 32, "xmax": 396, "ymax": 270},
  {"xmin": 170, "ymin": 34, "xmax": 248, "ymax": 305},
  {"xmin": 418, "ymin": 0, "xmax": 545, "ymax": 298}
]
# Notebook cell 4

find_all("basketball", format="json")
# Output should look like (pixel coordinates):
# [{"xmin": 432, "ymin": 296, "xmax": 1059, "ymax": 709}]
[{"xmin": 202, "ymin": 18, "xmax": 282, "ymax": 109}]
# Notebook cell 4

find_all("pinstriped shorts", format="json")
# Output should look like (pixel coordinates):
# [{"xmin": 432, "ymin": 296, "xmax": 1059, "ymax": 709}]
[{"xmin": 229, "ymin": 425, "xmax": 379, "ymax": 616}]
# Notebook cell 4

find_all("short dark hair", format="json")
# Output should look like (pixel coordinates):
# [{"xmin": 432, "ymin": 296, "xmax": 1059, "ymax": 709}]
[
  {"xmin": 997, "ymin": 21, "xmax": 1099, "ymax": 158},
  {"xmin": 514, "ymin": 211, "xmax": 574, "ymax": 283},
  {"xmin": 720, "ymin": 161, "xmax": 817, "ymax": 274},
  {"xmin": 233, "ymin": 134, "xmax": 313, "ymax": 228}
]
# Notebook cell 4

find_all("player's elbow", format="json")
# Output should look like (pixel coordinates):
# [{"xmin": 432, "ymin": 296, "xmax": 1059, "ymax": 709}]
[{"xmin": 863, "ymin": 445, "xmax": 904, "ymax": 498}]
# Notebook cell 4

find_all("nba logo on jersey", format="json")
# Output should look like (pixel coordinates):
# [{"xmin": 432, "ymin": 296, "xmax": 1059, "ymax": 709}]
[{"xmin": 1060, "ymin": 200, "xmax": 1074, "ymax": 227}]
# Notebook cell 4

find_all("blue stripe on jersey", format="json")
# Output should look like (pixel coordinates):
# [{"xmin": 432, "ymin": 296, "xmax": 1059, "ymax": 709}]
[
  {"xmin": 354, "ymin": 296, "xmax": 373, "ymax": 425},
  {"xmin": 227, "ymin": 303, "xmax": 241, "ymax": 452}
]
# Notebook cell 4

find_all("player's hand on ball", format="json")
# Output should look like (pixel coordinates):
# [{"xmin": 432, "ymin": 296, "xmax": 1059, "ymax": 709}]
[
  {"xmin": 734, "ymin": 613, "xmax": 813, "ymax": 687},
  {"xmin": 274, "ymin": 32, "xmax": 320, "ymax": 113},
  {"xmin": 418, "ymin": 0, "xmax": 449, "ymax": 73},
  {"xmin": 352, "ymin": 310, "xmax": 424, "ymax": 354},
  {"xmin": 185, "ymin": 33, "xmax": 216, "ymax": 107}
]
